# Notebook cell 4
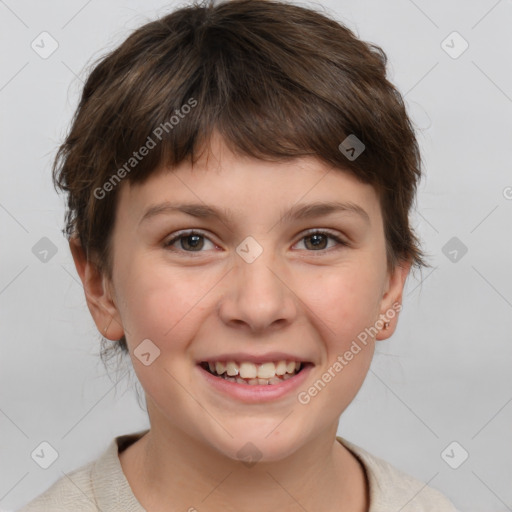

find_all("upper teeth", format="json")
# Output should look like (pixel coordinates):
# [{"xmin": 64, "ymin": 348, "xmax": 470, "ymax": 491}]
[{"xmin": 208, "ymin": 360, "xmax": 301, "ymax": 379}]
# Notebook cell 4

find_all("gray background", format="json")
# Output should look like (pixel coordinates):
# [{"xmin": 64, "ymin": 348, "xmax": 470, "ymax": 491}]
[{"xmin": 1, "ymin": 0, "xmax": 511, "ymax": 510}]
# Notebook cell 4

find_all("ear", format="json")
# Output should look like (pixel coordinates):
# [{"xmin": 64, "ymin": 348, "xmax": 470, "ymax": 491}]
[
  {"xmin": 69, "ymin": 237, "xmax": 124, "ymax": 341},
  {"xmin": 375, "ymin": 259, "xmax": 411, "ymax": 341}
]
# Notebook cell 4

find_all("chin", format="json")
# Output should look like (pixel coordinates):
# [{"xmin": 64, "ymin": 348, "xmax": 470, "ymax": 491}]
[{"xmin": 209, "ymin": 422, "xmax": 306, "ymax": 465}]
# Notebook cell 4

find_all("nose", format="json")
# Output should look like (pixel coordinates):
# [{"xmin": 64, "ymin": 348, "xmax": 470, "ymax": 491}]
[{"xmin": 217, "ymin": 243, "xmax": 298, "ymax": 334}]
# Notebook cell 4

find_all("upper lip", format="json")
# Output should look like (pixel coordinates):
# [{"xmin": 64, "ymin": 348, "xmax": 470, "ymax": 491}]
[{"xmin": 198, "ymin": 352, "xmax": 312, "ymax": 364}]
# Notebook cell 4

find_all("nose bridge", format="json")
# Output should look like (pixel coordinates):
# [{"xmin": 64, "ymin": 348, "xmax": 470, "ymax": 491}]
[
  {"xmin": 218, "ymin": 235, "xmax": 296, "ymax": 332},
  {"xmin": 239, "ymin": 238, "xmax": 280, "ymax": 294}
]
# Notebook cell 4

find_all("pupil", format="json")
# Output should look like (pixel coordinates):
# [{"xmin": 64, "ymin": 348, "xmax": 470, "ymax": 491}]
[
  {"xmin": 308, "ymin": 233, "xmax": 326, "ymax": 250},
  {"xmin": 183, "ymin": 234, "xmax": 203, "ymax": 250}
]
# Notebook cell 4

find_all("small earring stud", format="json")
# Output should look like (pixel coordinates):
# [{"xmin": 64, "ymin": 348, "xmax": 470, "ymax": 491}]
[{"xmin": 383, "ymin": 322, "xmax": 390, "ymax": 330}]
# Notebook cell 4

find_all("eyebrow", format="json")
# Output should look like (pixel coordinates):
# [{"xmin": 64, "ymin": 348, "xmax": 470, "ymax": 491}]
[{"xmin": 139, "ymin": 200, "xmax": 370, "ymax": 227}]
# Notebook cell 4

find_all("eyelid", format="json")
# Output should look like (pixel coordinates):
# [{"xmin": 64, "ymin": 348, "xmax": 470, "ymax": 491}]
[{"xmin": 299, "ymin": 227, "xmax": 346, "ymax": 240}]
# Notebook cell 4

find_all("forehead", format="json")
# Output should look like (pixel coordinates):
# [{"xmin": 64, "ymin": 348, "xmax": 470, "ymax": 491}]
[{"xmin": 117, "ymin": 135, "xmax": 383, "ymax": 228}]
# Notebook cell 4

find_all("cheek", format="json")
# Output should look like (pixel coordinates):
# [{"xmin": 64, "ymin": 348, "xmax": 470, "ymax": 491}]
[
  {"xmin": 296, "ymin": 266, "xmax": 380, "ymax": 413},
  {"xmin": 115, "ymin": 268, "xmax": 209, "ymax": 398},
  {"xmin": 116, "ymin": 263, "xmax": 215, "ymax": 349},
  {"xmin": 303, "ymin": 262, "xmax": 384, "ymax": 343}
]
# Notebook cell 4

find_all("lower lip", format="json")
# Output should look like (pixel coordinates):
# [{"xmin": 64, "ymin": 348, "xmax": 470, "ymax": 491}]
[{"xmin": 196, "ymin": 363, "xmax": 314, "ymax": 403}]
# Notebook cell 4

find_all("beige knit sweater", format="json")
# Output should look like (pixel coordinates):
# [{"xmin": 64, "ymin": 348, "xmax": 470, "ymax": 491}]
[{"xmin": 18, "ymin": 430, "xmax": 458, "ymax": 511}]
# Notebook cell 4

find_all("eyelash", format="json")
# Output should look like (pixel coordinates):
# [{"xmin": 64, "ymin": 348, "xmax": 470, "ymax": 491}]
[{"xmin": 162, "ymin": 229, "xmax": 349, "ymax": 256}]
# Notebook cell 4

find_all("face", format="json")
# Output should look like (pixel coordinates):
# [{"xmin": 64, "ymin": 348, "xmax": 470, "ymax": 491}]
[{"xmin": 76, "ymin": 135, "xmax": 409, "ymax": 462}]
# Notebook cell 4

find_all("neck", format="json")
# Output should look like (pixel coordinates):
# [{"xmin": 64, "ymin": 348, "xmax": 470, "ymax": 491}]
[{"xmin": 120, "ymin": 419, "xmax": 368, "ymax": 512}]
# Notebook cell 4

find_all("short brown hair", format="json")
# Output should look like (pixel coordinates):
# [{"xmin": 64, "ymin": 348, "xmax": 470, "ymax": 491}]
[{"xmin": 53, "ymin": 0, "xmax": 426, "ymax": 359}]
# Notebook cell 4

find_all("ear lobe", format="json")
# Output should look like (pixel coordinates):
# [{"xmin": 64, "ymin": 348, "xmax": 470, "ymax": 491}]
[
  {"xmin": 375, "ymin": 260, "xmax": 411, "ymax": 341},
  {"xmin": 69, "ymin": 237, "xmax": 124, "ymax": 341}
]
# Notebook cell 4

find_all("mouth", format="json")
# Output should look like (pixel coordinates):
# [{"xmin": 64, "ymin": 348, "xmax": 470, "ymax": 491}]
[{"xmin": 199, "ymin": 359, "xmax": 311, "ymax": 386}]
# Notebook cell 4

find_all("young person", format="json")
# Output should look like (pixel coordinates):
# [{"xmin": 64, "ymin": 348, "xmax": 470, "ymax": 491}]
[{"xmin": 20, "ymin": 0, "xmax": 457, "ymax": 510}]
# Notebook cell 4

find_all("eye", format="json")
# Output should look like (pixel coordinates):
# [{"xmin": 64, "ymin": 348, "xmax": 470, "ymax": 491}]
[
  {"xmin": 163, "ymin": 229, "xmax": 348, "ymax": 255},
  {"xmin": 293, "ymin": 230, "xmax": 348, "ymax": 252},
  {"xmin": 163, "ymin": 230, "xmax": 217, "ymax": 253}
]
